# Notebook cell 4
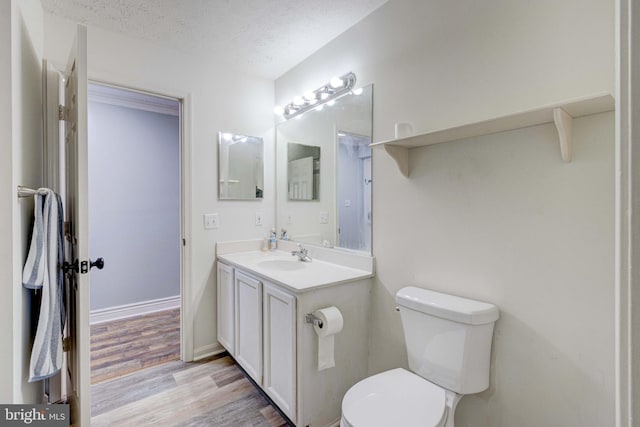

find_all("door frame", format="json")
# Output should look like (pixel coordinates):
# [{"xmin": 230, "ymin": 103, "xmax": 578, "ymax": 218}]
[
  {"xmin": 87, "ymin": 78, "xmax": 194, "ymax": 362},
  {"xmin": 615, "ymin": 0, "xmax": 638, "ymax": 425}
]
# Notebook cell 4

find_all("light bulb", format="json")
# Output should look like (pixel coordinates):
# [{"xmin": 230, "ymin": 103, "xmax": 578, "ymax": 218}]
[
  {"xmin": 352, "ymin": 87, "xmax": 363, "ymax": 95},
  {"xmin": 330, "ymin": 76, "xmax": 345, "ymax": 89},
  {"xmin": 222, "ymin": 133, "xmax": 232, "ymax": 141},
  {"xmin": 315, "ymin": 104, "xmax": 324, "ymax": 112},
  {"xmin": 293, "ymin": 96, "xmax": 305, "ymax": 106},
  {"xmin": 274, "ymin": 105, "xmax": 284, "ymax": 115},
  {"xmin": 320, "ymin": 92, "xmax": 330, "ymax": 100},
  {"xmin": 327, "ymin": 100, "xmax": 336, "ymax": 106},
  {"xmin": 304, "ymin": 91, "xmax": 315, "ymax": 101}
]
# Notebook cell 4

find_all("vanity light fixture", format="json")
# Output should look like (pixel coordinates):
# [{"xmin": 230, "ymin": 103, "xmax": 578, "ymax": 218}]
[
  {"xmin": 222, "ymin": 133, "xmax": 250, "ymax": 145},
  {"xmin": 275, "ymin": 72, "xmax": 357, "ymax": 120}
]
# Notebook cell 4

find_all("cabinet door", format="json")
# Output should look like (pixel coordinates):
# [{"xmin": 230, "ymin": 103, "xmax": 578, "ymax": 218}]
[
  {"xmin": 235, "ymin": 271, "xmax": 263, "ymax": 383},
  {"xmin": 263, "ymin": 282, "xmax": 297, "ymax": 421},
  {"xmin": 216, "ymin": 262, "xmax": 235, "ymax": 355}
]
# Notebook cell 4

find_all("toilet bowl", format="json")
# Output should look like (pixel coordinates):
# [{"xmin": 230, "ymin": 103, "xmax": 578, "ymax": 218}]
[
  {"xmin": 341, "ymin": 286, "xmax": 499, "ymax": 427},
  {"xmin": 340, "ymin": 368, "xmax": 455, "ymax": 427}
]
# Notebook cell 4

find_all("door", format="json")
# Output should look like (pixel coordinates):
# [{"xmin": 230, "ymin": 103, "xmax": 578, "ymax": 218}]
[
  {"xmin": 216, "ymin": 262, "xmax": 235, "ymax": 354},
  {"xmin": 263, "ymin": 282, "xmax": 297, "ymax": 422},
  {"xmin": 63, "ymin": 24, "xmax": 90, "ymax": 426},
  {"xmin": 235, "ymin": 271, "xmax": 262, "ymax": 383},
  {"xmin": 288, "ymin": 156, "xmax": 314, "ymax": 200}
]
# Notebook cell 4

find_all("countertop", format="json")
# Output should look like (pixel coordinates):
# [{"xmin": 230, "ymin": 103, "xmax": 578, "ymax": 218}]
[{"xmin": 217, "ymin": 250, "xmax": 374, "ymax": 293}]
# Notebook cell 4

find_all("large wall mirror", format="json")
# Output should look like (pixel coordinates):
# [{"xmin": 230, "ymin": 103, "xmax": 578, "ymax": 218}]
[
  {"xmin": 276, "ymin": 84, "xmax": 373, "ymax": 253},
  {"xmin": 218, "ymin": 132, "xmax": 264, "ymax": 200}
]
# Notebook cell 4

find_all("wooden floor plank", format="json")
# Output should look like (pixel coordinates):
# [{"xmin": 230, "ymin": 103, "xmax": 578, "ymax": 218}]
[
  {"xmin": 90, "ymin": 310, "xmax": 291, "ymax": 426},
  {"xmin": 90, "ymin": 308, "xmax": 181, "ymax": 384}
]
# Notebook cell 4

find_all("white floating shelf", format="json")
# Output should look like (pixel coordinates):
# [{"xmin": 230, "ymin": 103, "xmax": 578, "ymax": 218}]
[{"xmin": 371, "ymin": 92, "xmax": 615, "ymax": 177}]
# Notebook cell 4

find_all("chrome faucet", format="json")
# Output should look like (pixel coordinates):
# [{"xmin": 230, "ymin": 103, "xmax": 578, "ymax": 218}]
[{"xmin": 291, "ymin": 243, "xmax": 312, "ymax": 262}]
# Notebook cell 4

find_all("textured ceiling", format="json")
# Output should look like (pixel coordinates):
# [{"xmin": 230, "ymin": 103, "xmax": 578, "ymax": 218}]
[{"xmin": 41, "ymin": 0, "xmax": 387, "ymax": 79}]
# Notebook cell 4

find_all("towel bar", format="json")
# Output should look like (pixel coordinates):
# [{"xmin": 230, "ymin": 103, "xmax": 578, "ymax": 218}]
[{"xmin": 17, "ymin": 185, "xmax": 38, "ymax": 198}]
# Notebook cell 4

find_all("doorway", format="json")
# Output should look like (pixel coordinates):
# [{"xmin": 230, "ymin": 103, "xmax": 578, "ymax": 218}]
[
  {"xmin": 86, "ymin": 83, "xmax": 182, "ymax": 387},
  {"xmin": 337, "ymin": 131, "xmax": 372, "ymax": 251}
]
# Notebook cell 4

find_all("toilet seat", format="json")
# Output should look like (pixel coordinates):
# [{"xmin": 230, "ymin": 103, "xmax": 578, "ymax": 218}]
[{"xmin": 341, "ymin": 368, "xmax": 447, "ymax": 427}]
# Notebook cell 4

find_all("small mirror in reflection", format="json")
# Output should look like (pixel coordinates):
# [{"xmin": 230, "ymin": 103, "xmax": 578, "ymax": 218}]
[
  {"xmin": 287, "ymin": 142, "xmax": 320, "ymax": 201},
  {"xmin": 218, "ymin": 132, "xmax": 264, "ymax": 200}
]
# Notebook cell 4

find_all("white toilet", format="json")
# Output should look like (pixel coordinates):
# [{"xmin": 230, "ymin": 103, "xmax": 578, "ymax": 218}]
[{"xmin": 341, "ymin": 286, "xmax": 499, "ymax": 427}]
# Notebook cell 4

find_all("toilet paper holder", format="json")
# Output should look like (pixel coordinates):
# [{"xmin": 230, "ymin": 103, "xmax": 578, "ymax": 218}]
[{"xmin": 305, "ymin": 313, "xmax": 324, "ymax": 328}]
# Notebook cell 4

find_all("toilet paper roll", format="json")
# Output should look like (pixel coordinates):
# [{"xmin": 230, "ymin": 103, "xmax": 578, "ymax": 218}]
[{"xmin": 313, "ymin": 306, "xmax": 344, "ymax": 371}]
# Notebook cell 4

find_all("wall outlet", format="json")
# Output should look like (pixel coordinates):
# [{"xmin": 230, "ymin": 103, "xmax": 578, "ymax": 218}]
[
  {"xmin": 286, "ymin": 213, "xmax": 293, "ymax": 224},
  {"xmin": 344, "ymin": 199, "xmax": 351, "ymax": 207},
  {"xmin": 204, "ymin": 213, "xmax": 219, "ymax": 229},
  {"xmin": 255, "ymin": 212, "xmax": 264, "ymax": 226},
  {"xmin": 319, "ymin": 211, "xmax": 329, "ymax": 224}
]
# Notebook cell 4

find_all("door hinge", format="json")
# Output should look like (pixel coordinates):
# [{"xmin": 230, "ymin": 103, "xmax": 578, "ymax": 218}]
[
  {"xmin": 80, "ymin": 260, "xmax": 89, "ymax": 274},
  {"xmin": 182, "ymin": 238, "xmax": 186, "ymax": 246},
  {"xmin": 62, "ymin": 337, "xmax": 71, "ymax": 352},
  {"xmin": 58, "ymin": 104, "xmax": 68, "ymax": 121}
]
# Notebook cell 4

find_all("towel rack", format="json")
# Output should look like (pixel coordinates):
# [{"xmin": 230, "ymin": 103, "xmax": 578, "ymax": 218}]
[{"xmin": 17, "ymin": 185, "xmax": 38, "ymax": 198}]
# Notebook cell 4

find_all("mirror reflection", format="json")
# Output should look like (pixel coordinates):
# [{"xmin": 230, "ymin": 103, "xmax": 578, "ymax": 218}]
[
  {"xmin": 288, "ymin": 143, "xmax": 320, "ymax": 201},
  {"xmin": 218, "ymin": 132, "xmax": 264, "ymax": 200},
  {"xmin": 276, "ymin": 84, "xmax": 373, "ymax": 253}
]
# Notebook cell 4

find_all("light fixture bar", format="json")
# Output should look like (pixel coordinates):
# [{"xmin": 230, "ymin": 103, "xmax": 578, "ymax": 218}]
[{"xmin": 278, "ymin": 72, "xmax": 357, "ymax": 120}]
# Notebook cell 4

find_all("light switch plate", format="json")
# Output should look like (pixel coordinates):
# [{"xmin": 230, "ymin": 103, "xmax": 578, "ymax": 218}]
[
  {"xmin": 319, "ymin": 211, "xmax": 329, "ymax": 224},
  {"xmin": 255, "ymin": 212, "xmax": 264, "ymax": 226},
  {"xmin": 204, "ymin": 213, "xmax": 219, "ymax": 229}
]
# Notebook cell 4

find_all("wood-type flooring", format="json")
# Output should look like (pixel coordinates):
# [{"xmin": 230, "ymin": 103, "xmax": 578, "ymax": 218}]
[
  {"xmin": 90, "ymin": 309, "xmax": 290, "ymax": 426},
  {"xmin": 91, "ymin": 308, "xmax": 181, "ymax": 384}
]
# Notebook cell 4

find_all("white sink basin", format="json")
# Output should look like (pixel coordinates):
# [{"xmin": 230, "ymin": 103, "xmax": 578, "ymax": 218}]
[
  {"xmin": 218, "ymin": 249, "xmax": 373, "ymax": 292},
  {"xmin": 257, "ymin": 259, "xmax": 306, "ymax": 271}
]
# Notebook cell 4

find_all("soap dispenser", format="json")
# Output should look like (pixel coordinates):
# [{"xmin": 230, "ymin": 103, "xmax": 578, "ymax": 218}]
[{"xmin": 269, "ymin": 228, "xmax": 277, "ymax": 251}]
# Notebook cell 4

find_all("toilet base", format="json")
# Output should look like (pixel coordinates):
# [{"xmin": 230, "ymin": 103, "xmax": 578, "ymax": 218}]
[{"xmin": 443, "ymin": 390, "xmax": 463, "ymax": 427}]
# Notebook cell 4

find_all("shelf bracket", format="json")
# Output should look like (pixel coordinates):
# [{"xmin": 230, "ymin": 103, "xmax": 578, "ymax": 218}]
[
  {"xmin": 384, "ymin": 145, "xmax": 409, "ymax": 177},
  {"xmin": 553, "ymin": 107, "xmax": 573, "ymax": 163}
]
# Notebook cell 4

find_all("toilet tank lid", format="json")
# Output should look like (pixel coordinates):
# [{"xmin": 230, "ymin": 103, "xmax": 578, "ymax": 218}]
[{"xmin": 396, "ymin": 286, "xmax": 499, "ymax": 325}]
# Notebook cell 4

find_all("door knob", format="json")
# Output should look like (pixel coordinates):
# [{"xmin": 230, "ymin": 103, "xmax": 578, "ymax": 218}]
[{"xmin": 90, "ymin": 257, "xmax": 104, "ymax": 270}]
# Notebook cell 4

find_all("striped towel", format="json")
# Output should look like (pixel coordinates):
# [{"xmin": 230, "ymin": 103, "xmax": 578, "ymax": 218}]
[{"xmin": 22, "ymin": 188, "xmax": 65, "ymax": 382}]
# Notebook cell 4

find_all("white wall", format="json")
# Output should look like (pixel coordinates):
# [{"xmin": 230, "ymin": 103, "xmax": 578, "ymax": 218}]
[
  {"xmin": 43, "ymin": 13, "xmax": 275, "ymax": 359},
  {"xmin": 88, "ymin": 101, "xmax": 180, "ymax": 311},
  {"xmin": 276, "ymin": 0, "xmax": 615, "ymax": 425},
  {"xmin": 1, "ymin": 0, "xmax": 46, "ymax": 403}
]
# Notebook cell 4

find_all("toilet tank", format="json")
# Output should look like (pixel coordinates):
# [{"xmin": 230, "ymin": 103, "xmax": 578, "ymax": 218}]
[{"xmin": 396, "ymin": 286, "xmax": 499, "ymax": 395}]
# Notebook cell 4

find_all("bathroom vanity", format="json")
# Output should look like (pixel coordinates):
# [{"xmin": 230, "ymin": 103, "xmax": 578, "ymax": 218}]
[{"xmin": 216, "ymin": 240, "xmax": 374, "ymax": 427}]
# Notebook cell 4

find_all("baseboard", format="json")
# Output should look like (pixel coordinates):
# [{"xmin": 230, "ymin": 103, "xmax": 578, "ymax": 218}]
[
  {"xmin": 193, "ymin": 343, "xmax": 226, "ymax": 361},
  {"xmin": 90, "ymin": 295, "xmax": 181, "ymax": 324}
]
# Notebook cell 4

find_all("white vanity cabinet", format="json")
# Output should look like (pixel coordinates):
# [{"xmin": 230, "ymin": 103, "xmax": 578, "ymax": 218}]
[
  {"xmin": 216, "ymin": 249, "xmax": 372, "ymax": 427},
  {"xmin": 216, "ymin": 262, "xmax": 297, "ymax": 421}
]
